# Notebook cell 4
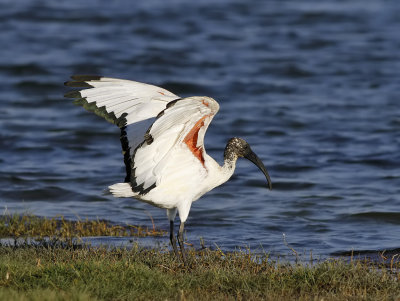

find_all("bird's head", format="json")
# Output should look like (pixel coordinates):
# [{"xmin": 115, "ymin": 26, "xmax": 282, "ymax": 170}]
[{"xmin": 225, "ymin": 137, "xmax": 272, "ymax": 190}]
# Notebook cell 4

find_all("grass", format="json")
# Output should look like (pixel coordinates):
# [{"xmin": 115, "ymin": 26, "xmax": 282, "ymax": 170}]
[
  {"xmin": 0, "ymin": 214, "xmax": 399, "ymax": 300},
  {"xmin": 0, "ymin": 213, "xmax": 165, "ymax": 240},
  {"xmin": 1, "ymin": 244, "xmax": 400, "ymax": 300}
]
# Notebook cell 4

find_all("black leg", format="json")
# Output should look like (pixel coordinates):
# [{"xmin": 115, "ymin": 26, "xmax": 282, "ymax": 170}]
[
  {"xmin": 170, "ymin": 221, "xmax": 179, "ymax": 259},
  {"xmin": 177, "ymin": 222, "xmax": 187, "ymax": 266}
]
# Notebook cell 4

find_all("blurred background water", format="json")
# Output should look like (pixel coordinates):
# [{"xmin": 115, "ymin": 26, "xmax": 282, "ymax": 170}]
[{"xmin": 0, "ymin": 0, "xmax": 399, "ymax": 258}]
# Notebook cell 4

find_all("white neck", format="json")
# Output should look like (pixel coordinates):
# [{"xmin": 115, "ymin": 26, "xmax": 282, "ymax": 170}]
[{"xmin": 206, "ymin": 155, "xmax": 238, "ymax": 190}]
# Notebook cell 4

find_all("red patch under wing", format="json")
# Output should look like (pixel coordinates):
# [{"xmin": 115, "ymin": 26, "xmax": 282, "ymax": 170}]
[{"xmin": 183, "ymin": 116, "xmax": 207, "ymax": 167}]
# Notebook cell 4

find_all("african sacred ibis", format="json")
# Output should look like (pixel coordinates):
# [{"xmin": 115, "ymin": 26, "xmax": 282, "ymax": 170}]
[{"xmin": 64, "ymin": 75, "xmax": 272, "ymax": 263}]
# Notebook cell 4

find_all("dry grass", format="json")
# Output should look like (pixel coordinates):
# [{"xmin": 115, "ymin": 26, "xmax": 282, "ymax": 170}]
[{"xmin": 0, "ymin": 213, "xmax": 165, "ymax": 240}]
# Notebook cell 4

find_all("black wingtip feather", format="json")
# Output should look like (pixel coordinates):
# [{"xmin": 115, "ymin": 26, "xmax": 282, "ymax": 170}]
[
  {"xmin": 156, "ymin": 98, "xmax": 181, "ymax": 119},
  {"xmin": 64, "ymin": 75, "xmax": 104, "ymax": 88},
  {"xmin": 71, "ymin": 75, "xmax": 103, "ymax": 81},
  {"xmin": 144, "ymin": 133, "xmax": 154, "ymax": 145},
  {"xmin": 64, "ymin": 81, "xmax": 94, "ymax": 88},
  {"xmin": 166, "ymin": 98, "xmax": 180, "ymax": 108},
  {"xmin": 64, "ymin": 90, "xmax": 81, "ymax": 98},
  {"xmin": 116, "ymin": 113, "xmax": 128, "ymax": 128}
]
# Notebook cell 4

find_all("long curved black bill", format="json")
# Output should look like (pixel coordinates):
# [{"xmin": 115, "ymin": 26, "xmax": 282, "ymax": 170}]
[{"xmin": 244, "ymin": 150, "xmax": 272, "ymax": 190}]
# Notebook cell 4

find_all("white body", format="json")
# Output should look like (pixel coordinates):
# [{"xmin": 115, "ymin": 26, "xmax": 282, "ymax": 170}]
[
  {"xmin": 66, "ymin": 76, "xmax": 237, "ymax": 224},
  {"xmin": 110, "ymin": 151, "xmax": 235, "ymax": 222}
]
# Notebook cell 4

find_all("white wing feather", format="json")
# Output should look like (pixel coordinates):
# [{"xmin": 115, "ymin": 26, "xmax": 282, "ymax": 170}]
[
  {"xmin": 130, "ymin": 96, "xmax": 219, "ymax": 195},
  {"xmin": 65, "ymin": 76, "xmax": 220, "ymax": 201},
  {"xmin": 65, "ymin": 75, "xmax": 181, "ymax": 182},
  {"xmin": 65, "ymin": 75, "xmax": 179, "ymax": 128}
]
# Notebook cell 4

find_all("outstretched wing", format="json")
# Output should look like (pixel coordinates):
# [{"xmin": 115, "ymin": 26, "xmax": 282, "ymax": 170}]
[
  {"xmin": 64, "ymin": 75, "xmax": 180, "ymax": 181},
  {"xmin": 64, "ymin": 75, "xmax": 179, "ymax": 127},
  {"xmin": 131, "ymin": 96, "xmax": 220, "ymax": 195}
]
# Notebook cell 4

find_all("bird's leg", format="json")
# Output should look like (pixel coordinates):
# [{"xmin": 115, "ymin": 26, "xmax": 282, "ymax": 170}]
[
  {"xmin": 170, "ymin": 221, "xmax": 179, "ymax": 259},
  {"xmin": 177, "ymin": 222, "xmax": 187, "ymax": 265}
]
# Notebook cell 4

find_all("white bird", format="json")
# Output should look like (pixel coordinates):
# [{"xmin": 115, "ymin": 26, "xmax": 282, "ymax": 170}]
[{"xmin": 64, "ymin": 75, "xmax": 272, "ymax": 263}]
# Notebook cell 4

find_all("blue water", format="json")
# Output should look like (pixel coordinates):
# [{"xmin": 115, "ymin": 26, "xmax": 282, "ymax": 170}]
[{"xmin": 1, "ymin": 0, "xmax": 400, "ymax": 257}]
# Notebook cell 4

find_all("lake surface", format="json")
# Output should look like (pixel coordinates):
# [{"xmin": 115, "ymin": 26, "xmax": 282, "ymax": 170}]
[{"xmin": 1, "ymin": 0, "xmax": 399, "ymax": 258}]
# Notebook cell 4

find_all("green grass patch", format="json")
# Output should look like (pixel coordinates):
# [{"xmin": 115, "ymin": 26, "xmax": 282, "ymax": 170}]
[
  {"xmin": 0, "ymin": 213, "xmax": 165, "ymax": 240},
  {"xmin": 0, "ymin": 244, "xmax": 399, "ymax": 300},
  {"xmin": 0, "ymin": 214, "xmax": 399, "ymax": 300}
]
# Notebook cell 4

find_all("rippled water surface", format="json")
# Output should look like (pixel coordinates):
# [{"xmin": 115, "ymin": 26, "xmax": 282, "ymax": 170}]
[{"xmin": 1, "ymin": 0, "xmax": 399, "ymax": 257}]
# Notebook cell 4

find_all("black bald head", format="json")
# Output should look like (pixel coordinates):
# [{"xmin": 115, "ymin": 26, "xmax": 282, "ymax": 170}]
[
  {"xmin": 224, "ymin": 137, "xmax": 251, "ymax": 159},
  {"xmin": 224, "ymin": 137, "xmax": 272, "ymax": 190}
]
